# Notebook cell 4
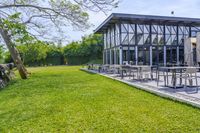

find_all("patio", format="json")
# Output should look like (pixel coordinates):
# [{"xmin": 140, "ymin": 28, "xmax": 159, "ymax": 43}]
[{"xmin": 81, "ymin": 65, "xmax": 200, "ymax": 108}]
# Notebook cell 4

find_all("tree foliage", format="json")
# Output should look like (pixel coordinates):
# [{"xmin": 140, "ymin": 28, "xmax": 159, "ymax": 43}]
[
  {"xmin": 5, "ymin": 41, "xmax": 63, "ymax": 66},
  {"xmin": 63, "ymin": 34, "xmax": 103, "ymax": 64},
  {"xmin": 0, "ymin": 0, "xmax": 118, "ymax": 42},
  {"xmin": 18, "ymin": 41, "xmax": 48, "ymax": 64},
  {"xmin": 4, "ymin": 34, "xmax": 103, "ymax": 66}
]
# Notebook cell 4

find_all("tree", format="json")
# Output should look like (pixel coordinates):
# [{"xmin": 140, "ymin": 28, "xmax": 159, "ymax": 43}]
[
  {"xmin": 0, "ymin": 0, "xmax": 119, "ymax": 79},
  {"xmin": 63, "ymin": 34, "xmax": 103, "ymax": 64},
  {"xmin": 17, "ymin": 41, "xmax": 49, "ymax": 65}
]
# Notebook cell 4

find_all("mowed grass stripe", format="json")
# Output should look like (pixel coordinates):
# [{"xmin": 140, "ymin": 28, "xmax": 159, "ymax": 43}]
[{"xmin": 0, "ymin": 66, "xmax": 199, "ymax": 132}]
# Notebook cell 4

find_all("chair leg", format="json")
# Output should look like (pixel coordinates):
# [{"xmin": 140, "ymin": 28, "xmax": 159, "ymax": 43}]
[
  {"xmin": 151, "ymin": 72, "xmax": 153, "ymax": 80},
  {"xmin": 196, "ymin": 76, "xmax": 198, "ymax": 87},
  {"xmin": 184, "ymin": 77, "xmax": 187, "ymax": 89},
  {"xmin": 195, "ymin": 75, "xmax": 198, "ymax": 92},
  {"xmin": 164, "ymin": 75, "xmax": 166, "ymax": 86},
  {"xmin": 166, "ymin": 72, "xmax": 169, "ymax": 86}
]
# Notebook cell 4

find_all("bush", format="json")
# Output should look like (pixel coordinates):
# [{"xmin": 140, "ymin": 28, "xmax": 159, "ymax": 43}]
[{"xmin": 4, "ymin": 34, "xmax": 103, "ymax": 66}]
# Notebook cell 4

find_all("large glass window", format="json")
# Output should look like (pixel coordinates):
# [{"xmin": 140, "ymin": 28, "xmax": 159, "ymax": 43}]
[
  {"xmin": 138, "ymin": 47, "xmax": 143, "ymax": 65},
  {"xmin": 179, "ymin": 47, "xmax": 184, "ymax": 64},
  {"xmin": 152, "ymin": 25, "xmax": 164, "ymax": 45},
  {"xmin": 165, "ymin": 26, "xmax": 178, "ymax": 45},
  {"xmin": 122, "ymin": 50, "xmax": 129, "ymax": 62},
  {"xmin": 152, "ymin": 25, "xmax": 158, "ymax": 45},
  {"xmin": 137, "ymin": 25, "xmax": 143, "ymax": 45},
  {"xmin": 116, "ymin": 49, "xmax": 120, "ymax": 64},
  {"xmin": 107, "ymin": 50, "xmax": 110, "ymax": 64},
  {"xmin": 121, "ymin": 24, "xmax": 129, "ymax": 45},
  {"xmin": 144, "ymin": 25, "xmax": 150, "ymax": 44},
  {"xmin": 144, "ymin": 47, "xmax": 150, "ymax": 65},
  {"xmin": 166, "ymin": 47, "xmax": 171, "ymax": 65},
  {"xmin": 103, "ymin": 51, "xmax": 106, "ymax": 64},
  {"xmin": 110, "ymin": 49, "xmax": 114, "ymax": 64},
  {"xmin": 138, "ymin": 46, "xmax": 150, "ymax": 65},
  {"xmin": 130, "ymin": 47, "xmax": 136, "ymax": 64},
  {"xmin": 158, "ymin": 47, "xmax": 164, "ymax": 66},
  {"xmin": 153, "ymin": 46, "xmax": 164, "ymax": 66},
  {"xmin": 121, "ymin": 24, "xmax": 136, "ymax": 45},
  {"xmin": 152, "ymin": 46, "xmax": 158, "ymax": 65},
  {"xmin": 177, "ymin": 26, "xmax": 190, "ymax": 45},
  {"xmin": 136, "ymin": 24, "xmax": 150, "ymax": 45},
  {"xmin": 129, "ymin": 24, "xmax": 135, "ymax": 45},
  {"xmin": 166, "ymin": 47, "xmax": 177, "ymax": 65},
  {"xmin": 178, "ymin": 26, "xmax": 184, "ymax": 45}
]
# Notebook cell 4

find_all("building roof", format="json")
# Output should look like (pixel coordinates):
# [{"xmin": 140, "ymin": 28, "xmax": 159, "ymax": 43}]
[{"xmin": 94, "ymin": 13, "xmax": 200, "ymax": 33}]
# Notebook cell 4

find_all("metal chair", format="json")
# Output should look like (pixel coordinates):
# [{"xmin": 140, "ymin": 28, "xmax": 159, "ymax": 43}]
[
  {"xmin": 157, "ymin": 68, "xmax": 169, "ymax": 87},
  {"xmin": 140, "ymin": 66, "xmax": 152, "ymax": 80},
  {"xmin": 129, "ymin": 67, "xmax": 138, "ymax": 79},
  {"xmin": 120, "ymin": 65, "xmax": 130, "ymax": 79},
  {"xmin": 183, "ymin": 68, "xmax": 198, "ymax": 92}
]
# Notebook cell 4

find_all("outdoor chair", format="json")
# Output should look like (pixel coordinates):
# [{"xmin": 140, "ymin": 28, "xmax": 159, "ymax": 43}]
[
  {"xmin": 106, "ymin": 65, "xmax": 116, "ymax": 74},
  {"xmin": 178, "ymin": 68, "xmax": 199, "ymax": 92},
  {"xmin": 140, "ymin": 66, "xmax": 152, "ymax": 81},
  {"xmin": 109, "ymin": 65, "xmax": 120, "ymax": 74},
  {"xmin": 157, "ymin": 68, "xmax": 170, "ymax": 87},
  {"xmin": 120, "ymin": 65, "xmax": 130, "ymax": 79},
  {"xmin": 129, "ymin": 67, "xmax": 138, "ymax": 79},
  {"xmin": 102, "ymin": 65, "xmax": 109, "ymax": 73}
]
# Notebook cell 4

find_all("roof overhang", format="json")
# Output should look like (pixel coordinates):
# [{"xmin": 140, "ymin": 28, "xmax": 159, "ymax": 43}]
[{"xmin": 94, "ymin": 13, "xmax": 200, "ymax": 33}]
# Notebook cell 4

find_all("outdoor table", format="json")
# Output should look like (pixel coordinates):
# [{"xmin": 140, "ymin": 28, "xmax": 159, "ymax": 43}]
[
  {"xmin": 129, "ymin": 65, "xmax": 151, "ymax": 80},
  {"xmin": 109, "ymin": 65, "xmax": 121, "ymax": 74},
  {"xmin": 120, "ymin": 65, "xmax": 151, "ymax": 79},
  {"xmin": 159, "ymin": 66, "xmax": 200, "ymax": 89}
]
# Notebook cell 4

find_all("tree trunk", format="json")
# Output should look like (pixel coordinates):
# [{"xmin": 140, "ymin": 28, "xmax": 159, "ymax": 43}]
[{"xmin": 0, "ymin": 28, "xmax": 28, "ymax": 79}]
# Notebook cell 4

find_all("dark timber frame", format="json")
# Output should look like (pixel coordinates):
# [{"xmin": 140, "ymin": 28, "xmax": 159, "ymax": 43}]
[{"xmin": 94, "ymin": 13, "xmax": 200, "ymax": 66}]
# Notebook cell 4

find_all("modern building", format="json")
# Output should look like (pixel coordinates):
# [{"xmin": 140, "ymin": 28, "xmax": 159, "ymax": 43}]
[{"xmin": 94, "ymin": 13, "xmax": 200, "ymax": 66}]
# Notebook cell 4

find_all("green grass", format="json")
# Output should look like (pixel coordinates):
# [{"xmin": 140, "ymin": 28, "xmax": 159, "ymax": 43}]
[{"xmin": 0, "ymin": 66, "xmax": 200, "ymax": 132}]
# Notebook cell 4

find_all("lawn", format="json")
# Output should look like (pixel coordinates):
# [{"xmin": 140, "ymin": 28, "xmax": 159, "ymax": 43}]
[{"xmin": 0, "ymin": 66, "xmax": 200, "ymax": 132}]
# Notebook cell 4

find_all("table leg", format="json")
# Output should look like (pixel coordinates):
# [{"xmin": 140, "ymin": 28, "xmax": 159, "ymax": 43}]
[
  {"xmin": 180, "ymin": 69, "xmax": 182, "ymax": 85},
  {"xmin": 174, "ymin": 70, "xmax": 177, "ymax": 89},
  {"xmin": 121, "ymin": 69, "xmax": 123, "ymax": 79},
  {"xmin": 171, "ymin": 70, "xmax": 176, "ymax": 89}
]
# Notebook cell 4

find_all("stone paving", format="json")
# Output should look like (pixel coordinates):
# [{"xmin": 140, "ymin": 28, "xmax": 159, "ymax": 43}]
[{"xmin": 81, "ymin": 68, "xmax": 200, "ymax": 108}]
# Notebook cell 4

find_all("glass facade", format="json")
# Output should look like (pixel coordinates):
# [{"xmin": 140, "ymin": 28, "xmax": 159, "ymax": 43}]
[{"xmin": 103, "ymin": 22, "xmax": 199, "ymax": 65}]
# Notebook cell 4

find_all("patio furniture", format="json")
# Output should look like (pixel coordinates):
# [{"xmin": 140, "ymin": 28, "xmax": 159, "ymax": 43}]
[
  {"xmin": 129, "ymin": 67, "xmax": 138, "ymax": 79},
  {"xmin": 140, "ymin": 66, "xmax": 152, "ymax": 80},
  {"xmin": 120, "ymin": 65, "xmax": 131, "ymax": 79},
  {"xmin": 158, "ymin": 66, "xmax": 200, "ymax": 89},
  {"xmin": 180, "ymin": 68, "xmax": 198, "ymax": 91},
  {"xmin": 102, "ymin": 65, "xmax": 110, "ymax": 73},
  {"xmin": 109, "ymin": 65, "xmax": 121, "ymax": 74},
  {"xmin": 157, "ymin": 68, "xmax": 170, "ymax": 87},
  {"xmin": 129, "ymin": 65, "xmax": 152, "ymax": 80}
]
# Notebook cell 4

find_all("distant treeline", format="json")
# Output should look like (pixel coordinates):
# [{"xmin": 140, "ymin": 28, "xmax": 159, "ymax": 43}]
[{"xmin": 3, "ymin": 34, "xmax": 103, "ymax": 66}]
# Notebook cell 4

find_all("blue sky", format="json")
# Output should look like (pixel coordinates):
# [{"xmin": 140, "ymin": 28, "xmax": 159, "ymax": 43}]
[{"xmin": 68, "ymin": 0, "xmax": 200, "ymax": 43}]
